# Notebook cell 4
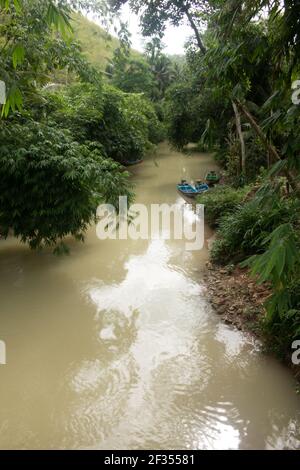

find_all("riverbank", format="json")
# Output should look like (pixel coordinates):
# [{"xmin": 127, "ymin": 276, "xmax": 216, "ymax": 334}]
[
  {"xmin": 204, "ymin": 263, "xmax": 268, "ymax": 334},
  {"xmin": 1, "ymin": 144, "xmax": 300, "ymax": 449},
  {"xmin": 203, "ymin": 263, "xmax": 300, "ymax": 384}
]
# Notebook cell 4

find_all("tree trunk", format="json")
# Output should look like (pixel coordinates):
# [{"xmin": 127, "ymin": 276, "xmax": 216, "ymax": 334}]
[
  {"xmin": 235, "ymin": 100, "xmax": 300, "ymax": 193},
  {"xmin": 181, "ymin": 7, "xmax": 300, "ymax": 194},
  {"xmin": 184, "ymin": 9, "xmax": 207, "ymax": 55},
  {"xmin": 232, "ymin": 101, "xmax": 246, "ymax": 174}
]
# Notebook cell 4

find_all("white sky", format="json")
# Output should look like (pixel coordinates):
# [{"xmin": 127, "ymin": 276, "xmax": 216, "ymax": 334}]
[{"xmin": 90, "ymin": 4, "xmax": 193, "ymax": 55}]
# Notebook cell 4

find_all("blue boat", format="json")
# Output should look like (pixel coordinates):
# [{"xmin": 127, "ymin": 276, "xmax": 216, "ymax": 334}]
[
  {"xmin": 177, "ymin": 182, "xmax": 199, "ymax": 197},
  {"xmin": 177, "ymin": 180, "xmax": 209, "ymax": 198},
  {"xmin": 194, "ymin": 181, "xmax": 209, "ymax": 194}
]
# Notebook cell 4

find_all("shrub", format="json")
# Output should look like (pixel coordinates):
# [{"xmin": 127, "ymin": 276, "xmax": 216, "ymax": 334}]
[
  {"xmin": 199, "ymin": 185, "xmax": 250, "ymax": 227},
  {"xmin": 262, "ymin": 277, "xmax": 300, "ymax": 358},
  {"xmin": 0, "ymin": 121, "xmax": 132, "ymax": 251},
  {"xmin": 210, "ymin": 183, "xmax": 300, "ymax": 359},
  {"xmin": 123, "ymin": 93, "xmax": 166, "ymax": 146},
  {"xmin": 210, "ymin": 193, "xmax": 296, "ymax": 264},
  {"xmin": 242, "ymin": 223, "xmax": 300, "ymax": 357},
  {"xmin": 210, "ymin": 201, "xmax": 260, "ymax": 263},
  {"xmin": 42, "ymin": 83, "xmax": 165, "ymax": 164}
]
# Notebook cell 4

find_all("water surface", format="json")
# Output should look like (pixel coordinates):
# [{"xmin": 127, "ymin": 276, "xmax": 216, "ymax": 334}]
[{"xmin": 0, "ymin": 142, "xmax": 299, "ymax": 449}]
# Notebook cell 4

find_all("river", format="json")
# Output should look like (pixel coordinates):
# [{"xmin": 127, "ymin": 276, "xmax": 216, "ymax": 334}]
[{"xmin": 0, "ymin": 142, "xmax": 299, "ymax": 450}]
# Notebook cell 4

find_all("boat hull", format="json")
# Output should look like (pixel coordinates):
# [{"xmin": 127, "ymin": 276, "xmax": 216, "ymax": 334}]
[
  {"xmin": 177, "ymin": 189, "xmax": 197, "ymax": 198},
  {"xmin": 177, "ymin": 183, "xmax": 209, "ymax": 198},
  {"xmin": 124, "ymin": 159, "xmax": 143, "ymax": 166}
]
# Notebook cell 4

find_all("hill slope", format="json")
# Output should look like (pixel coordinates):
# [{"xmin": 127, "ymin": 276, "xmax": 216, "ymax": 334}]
[{"xmin": 72, "ymin": 13, "xmax": 141, "ymax": 70}]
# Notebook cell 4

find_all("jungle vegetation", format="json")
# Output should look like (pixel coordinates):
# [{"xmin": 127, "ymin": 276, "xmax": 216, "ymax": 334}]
[
  {"xmin": 0, "ymin": 0, "xmax": 166, "ymax": 252},
  {"xmin": 1, "ymin": 0, "xmax": 300, "ymax": 360},
  {"xmin": 108, "ymin": 0, "xmax": 300, "ymax": 360}
]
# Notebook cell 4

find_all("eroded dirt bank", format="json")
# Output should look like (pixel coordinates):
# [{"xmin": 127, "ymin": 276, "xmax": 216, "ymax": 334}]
[{"xmin": 203, "ymin": 263, "xmax": 300, "ymax": 383}]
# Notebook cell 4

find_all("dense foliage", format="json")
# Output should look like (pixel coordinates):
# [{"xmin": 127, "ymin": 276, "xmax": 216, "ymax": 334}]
[
  {"xmin": 109, "ymin": 0, "xmax": 300, "ymax": 361},
  {"xmin": 0, "ymin": 120, "xmax": 131, "ymax": 251},
  {"xmin": 1, "ymin": 0, "xmax": 300, "ymax": 360},
  {"xmin": 39, "ymin": 83, "xmax": 165, "ymax": 164},
  {"xmin": 200, "ymin": 185, "xmax": 250, "ymax": 227},
  {"xmin": 0, "ymin": 0, "xmax": 164, "ymax": 251},
  {"xmin": 107, "ymin": 36, "xmax": 177, "ymax": 101},
  {"xmin": 202, "ymin": 180, "xmax": 300, "ymax": 357}
]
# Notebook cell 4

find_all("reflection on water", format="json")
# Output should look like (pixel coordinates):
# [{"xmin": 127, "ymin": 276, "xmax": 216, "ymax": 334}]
[{"xmin": 0, "ymin": 142, "xmax": 299, "ymax": 449}]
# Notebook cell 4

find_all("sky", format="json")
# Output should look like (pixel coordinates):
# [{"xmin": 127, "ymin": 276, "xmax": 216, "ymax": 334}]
[{"xmin": 90, "ymin": 4, "xmax": 193, "ymax": 55}]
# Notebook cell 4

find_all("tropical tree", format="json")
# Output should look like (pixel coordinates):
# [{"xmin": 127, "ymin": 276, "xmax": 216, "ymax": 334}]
[
  {"xmin": 107, "ymin": 0, "xmax": 300, "ymax": 354},
  {"xmin": 144, "ymin": 38, "xmax": 174, "ymax": 98},
  {"xmin": 0, "ymin": 0, "xmax": 105, "ymax": 115},
  {"xmin": 108, "ymin": 54, "xmax": 156, "ymax": 96}
]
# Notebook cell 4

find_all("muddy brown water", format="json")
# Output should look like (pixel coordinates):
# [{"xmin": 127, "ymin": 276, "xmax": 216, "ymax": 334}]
[{"xmin": 0, "ymin": 142, "xmax": 299, "ymax": 450}]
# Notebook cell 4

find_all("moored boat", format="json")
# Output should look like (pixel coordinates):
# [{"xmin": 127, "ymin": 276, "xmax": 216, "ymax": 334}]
[
  {"xmin": 123, "ymin": 158, "xmax": 143, "ymax": 166},
  {"xmin": 177, "ymin": 180, "xmax": 209, "ymax": 198},
  {"xmin": 205, "ymin": 170, "xmax": 220, "ymax": 185},
  {"xmin": 195, "ymin": 180, "xmax": 209, "ymax": 194}
]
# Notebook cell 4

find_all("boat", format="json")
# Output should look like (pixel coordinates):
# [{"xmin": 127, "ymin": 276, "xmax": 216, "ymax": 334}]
[
  {"xmin": 123, "ymin": 158, "xmax": 143, "ymax": 166},
  {"xmin": 205, "ymin": 170, "xmax": 220, "ymax": 185},
  {"xmin": 195, "ymin": 181, "xmax": 209, "ymax": 194},
  {"xmin": 177, "ymin": 180, "xmax": 209, "ymax": 198},
  {"xmin": 177, "ymin": 180, "xmax": 199, "ymax": 198}
]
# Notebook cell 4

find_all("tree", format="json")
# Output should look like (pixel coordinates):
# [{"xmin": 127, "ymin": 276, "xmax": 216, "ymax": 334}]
[
  {"xmin": 0, "ymin": 120, "xmax": 133, "ymax": 251},
  {"xmin": 108, "ymin": 55, "xmax": 156, "ymax": 96},
  {"xmin": 0, "ymin": 0, "xmax": 165, "ymax": 251},
  {"xmin": 108, "ymin": 0, "xmax": 300, "ymax": 185},
  {"xmin": 145, "ymin": 38, "xmax": 174, "ymax": 99},
  {"xmin": 108, "ymin": 0, "xmax": 210, "ymax": 53},
  {"xmin": 0, "ymin": 0, "xmax": 105, "ymax": 116}
]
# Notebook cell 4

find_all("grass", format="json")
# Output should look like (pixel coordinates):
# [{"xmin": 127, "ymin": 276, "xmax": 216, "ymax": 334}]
[{"xmin": 71, "ymin": 13, "xmax": 141, "ymax": 71}]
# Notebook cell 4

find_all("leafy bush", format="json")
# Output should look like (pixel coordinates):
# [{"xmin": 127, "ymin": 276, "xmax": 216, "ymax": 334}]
[
  {"xmin": 199, "ymin": 185, "xmax": 249, "ymax": 227},
  {"xmin": 214, "ymin": 137, "xmax": 268, "ymax": 184},
  {"xmin": 241, "ymin": 223, "xmax": 300, "ymax": 356},
  {"xmin": 214, "ymin": 147, "xmax": 228, "ymax": 167},
  {"xmin": 210, "ymin": 201, "xmax": 259, "ymax": 263},
  {"xmin": 0, "ymin": 82, "xmax": 164, "ymax": 252},
  {"xmin": 262, "ymin": 278, "xmax": 300, "ymax": 357},
  {"xmin": 123, "ymin": 93, "xmax": 166, "ymax": 145},
  {"xmin": 0, "ymin": 120, "xmax": 132, "ymax": 251},
  {"xmin": 210, "ymin": 182, "xmax": 300, "ymax": 358},
  {"xmin": 165, "ymin": 81, "xmax": 203, "ymax": 148},
  {"xmin": 111, "ymin": 58, "xmax": 156, "ymax": 96},
  {"xmin": 210, "ymin": 192, "xmax": 296, "ymax": 264},
  {"xmin": 42, "ymin": 83, "xmax": 164, "ymax": 164}
]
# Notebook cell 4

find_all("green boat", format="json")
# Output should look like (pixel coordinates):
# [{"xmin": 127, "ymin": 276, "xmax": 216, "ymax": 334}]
[{"xmin": 205, "ymin": 171, "xmax": 220, "ymax": 185}]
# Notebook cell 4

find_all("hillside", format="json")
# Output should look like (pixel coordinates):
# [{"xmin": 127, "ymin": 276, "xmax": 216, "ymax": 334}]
[{"xmin": 72, "ymin": 13, "xmax": 141, "ymax": 70}]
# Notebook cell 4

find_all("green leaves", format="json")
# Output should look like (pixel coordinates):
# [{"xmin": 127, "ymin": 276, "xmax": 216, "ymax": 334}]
[
  {"xmin": 1, "ymin": 0, "xmax": 102, "ymax": 117},
  {"xmin": 0, "ymin": 0, "xmax": 22, "ymax": 12},
  {"xmin": 0, "ymin": 0, "xmax": 72, "ymax": 34},
  {"xmin": 1, "ymin": 86, "xmax": 22, "ymax": 117},
  {"xmin": 0, "ymin": 120, "xmax": 132, "ymax": 251},
  {"xmin": 12, "ymin": 44, "xmax": 25, "ymax": 68},
  {"xmin": 241, "ymin": 223, "xmax": 300, "ymax": 319},
  {"xmin": 44, "ymin": 82, "xmax": 163, "ymax": 164},
  {"xmin": 46, "ymin": 1, "xmax": 72, "ymax": 36},
  {"xmin": 267, "ymin": 159, "xmax": 288, "ymax": 178},
  {"xmin": 0, "ymin": 0, "xmax": 21, "ymax": 11},
  {"xmin": 13, "ymin": 0, "xmax": 21, "ymax": 12},
  {"xmin": 200, "ymin": 185, "xmax": 250, "ymax": 227}
]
